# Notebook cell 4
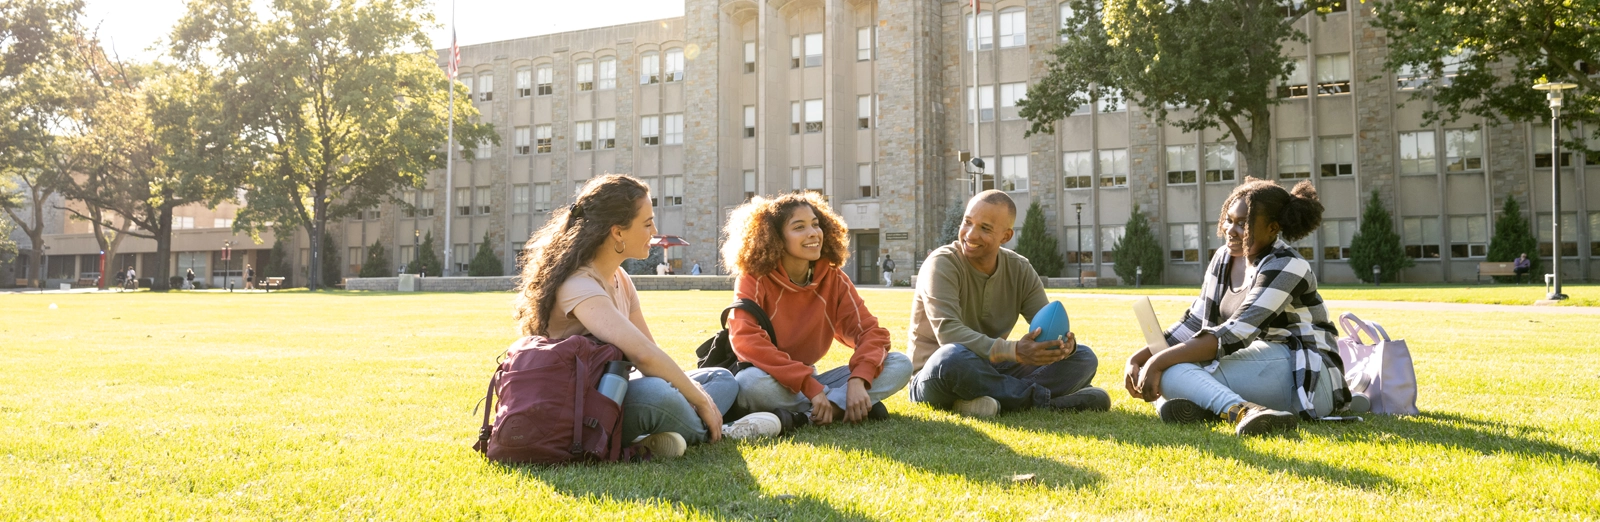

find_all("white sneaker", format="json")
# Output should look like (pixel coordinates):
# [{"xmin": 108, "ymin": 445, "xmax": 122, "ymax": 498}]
[
  {"xmin": 637, "ymin": 432, "xmax": 686, "ymax": 458},
  {"xmin": 952, "ymin": 396, "xmax": 1000, "ymax": 418},
  {"xmin": 722, "ymin": 412, "xmax": 782, "ymax": 440}
]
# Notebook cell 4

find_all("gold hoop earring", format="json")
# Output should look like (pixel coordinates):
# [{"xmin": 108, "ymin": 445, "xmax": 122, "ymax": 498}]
[{"xmin": 613, "ymin": 240, "xmax": 626, "ymax": 254}]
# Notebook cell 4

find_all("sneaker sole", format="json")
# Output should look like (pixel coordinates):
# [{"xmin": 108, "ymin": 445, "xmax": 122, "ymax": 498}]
[
  {"xmin": 1055, "ymin": 387, "xmax": 1112, "ymax": 412},
  {"xmin": 953, "ymin": 397, "xmax": 999, "ymax": 418},
  {"xmin": 1236, "ymin": 413, "xmax": 1299, "ymax": 436},
  {"xmin": 639, "ymin": 432, "xmax": 686, "ymax": 458},
  {"xmin": 1159, "ymin": 399, "xmax": 1214, "ymax": 424}
]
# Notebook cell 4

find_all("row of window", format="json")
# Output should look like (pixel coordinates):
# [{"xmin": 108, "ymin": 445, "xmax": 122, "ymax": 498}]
[
  {"xmin": 160, "ymin": 216, "xmax": 238, "ymax": 230},
  {"xmin": 470, "ymin": 49, "xmax": 687, "ymax": 101}
]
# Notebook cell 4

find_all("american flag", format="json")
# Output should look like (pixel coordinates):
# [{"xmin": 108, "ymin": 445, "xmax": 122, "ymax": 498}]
[{"xmin": 447, "ymin": 30, "xmax": 460, "ymax": 77}]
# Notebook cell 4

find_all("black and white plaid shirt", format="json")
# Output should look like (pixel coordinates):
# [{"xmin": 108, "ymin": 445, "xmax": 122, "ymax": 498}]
[{"xmin": 1163, "ymin": 240, "xmax": 1346, "ymax": 419}]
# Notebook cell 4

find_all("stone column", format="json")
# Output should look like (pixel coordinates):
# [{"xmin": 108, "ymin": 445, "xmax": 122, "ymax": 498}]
[{"xmin": 683, "ymin": 0, "xmax": 723, "ymax": 268}]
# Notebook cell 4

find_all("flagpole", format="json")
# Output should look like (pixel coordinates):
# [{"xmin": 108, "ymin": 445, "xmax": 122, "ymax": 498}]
[
  {"xmin": 971, "ymin": 0, "xmax": 980, "ymax": 198},
  {"xmin": 443, "ymin": 1, "xmax": 456, "ymax": 277}
]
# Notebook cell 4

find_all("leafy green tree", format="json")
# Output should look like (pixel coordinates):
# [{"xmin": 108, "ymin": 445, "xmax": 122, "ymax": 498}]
[
  {"xmin": 414, "ymin": 231, "xmax": 442, "ymax": 277},
  {"xmin": 467, "ymin": 232, "xmax": 503, "ymax": 277},
  {"xmin": 1349, "ymin": 191, "xmax": 1413, "ymax": 283},
  {"xmin": 622, "ymin": 246, "xmax": 666, "ymax": 276},
  {"xmin": 1015, "ymin": 201, "xmax": 1064, "ymax": 278},
  {"xmin": 172, "ymin": 0, "xmax": 496, "ymax": 290},
  {"xmin": 1372, "ymin": 0, "xmax": 1600, "ymax": 153},
  {"xmin": 320, "ymin": 232, "xmax": 342, "ymax": 289},
  {"xmin": 359, "ymin": 240, "xmax": 391, "ymax": 278},
  {"xmin": 1113, "ymin": 205, "xmax": 1163, "ymax": 285},
  {"xmin": 262, "ymin": 236, "xmax": 293, "ymax": 287},
  {"xmin": 937, "ymin": 201, "xmax": 963, "ymax": 247},
  {"xmin": 1487, "ymin": 195, "xmax": 1540, "ymax": 283},
  {"xmin": 1022, "ymin": 0, "xmax": 1334, "ymax": 177}
]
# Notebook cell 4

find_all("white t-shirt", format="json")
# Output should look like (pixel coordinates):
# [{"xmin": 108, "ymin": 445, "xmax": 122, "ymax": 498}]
[{"xmin": 546, "ymin": 265, "xmax": 641, "ymax": 339}]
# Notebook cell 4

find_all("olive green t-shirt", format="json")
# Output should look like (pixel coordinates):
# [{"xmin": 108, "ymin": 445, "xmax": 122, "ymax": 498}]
[{"xmin": 907, "ymin": 242, "xmax": 1050, "ymax": 371}]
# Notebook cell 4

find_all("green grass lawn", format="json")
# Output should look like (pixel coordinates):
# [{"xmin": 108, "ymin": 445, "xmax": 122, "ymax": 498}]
[
  {"xmin": 2, "ymin": 290, "xmax": 1596, "ymax": 519},
  {"xmin": 1056, "ymin": 283, "xmax": 1600, "ymax": 306}
]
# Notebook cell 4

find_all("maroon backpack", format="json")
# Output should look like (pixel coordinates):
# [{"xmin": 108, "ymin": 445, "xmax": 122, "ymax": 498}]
[{"xmin": 472, "ymin": 335, "xmax": 633, "ymax": 464}]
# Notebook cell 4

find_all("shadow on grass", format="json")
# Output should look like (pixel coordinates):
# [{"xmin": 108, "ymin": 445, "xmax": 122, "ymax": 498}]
[{"xmin": 1353, "ymin": 411, "xmax": 1599, "ymax": 466}]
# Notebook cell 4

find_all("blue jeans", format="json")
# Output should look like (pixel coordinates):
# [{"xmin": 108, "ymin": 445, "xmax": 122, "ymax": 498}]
[
  {"xmin": 621, "ymin": 367, "xmax": 738, "ymax": 445},
  {"xmin": 909, "ymin": 343, "xmax": 1099, "ymax": 412},
  {"xmin": 1157, "ymin": 340, "xmax": 1336, "ymax": 417},
  {"xmin": 734, "ymin": 352, "xmax": 914, "ymax": 413}
]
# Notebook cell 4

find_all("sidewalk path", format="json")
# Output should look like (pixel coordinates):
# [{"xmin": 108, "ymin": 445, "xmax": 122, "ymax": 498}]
[{"xmin": 1049, "ymin": 291, "xmax": 1600, "ymax": 315}]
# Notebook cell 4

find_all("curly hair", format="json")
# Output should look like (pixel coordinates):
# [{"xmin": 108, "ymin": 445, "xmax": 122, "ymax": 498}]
[
  {"xmin": 513, "ymin": 174, "xmax": 649, "ymax": 337},
  {"xmin": 1216, "ymin": 177, "xmax": 1325, "ymax": 252},
  {"xmin": 721, "ymin": 192, "xmax": 850, "ymax": 276}
]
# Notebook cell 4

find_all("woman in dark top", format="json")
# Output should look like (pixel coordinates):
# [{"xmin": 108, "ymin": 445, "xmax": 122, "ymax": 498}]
[{"xmin": 1123, "ymin": 178, "xmax": 1351, "ymax": 435}]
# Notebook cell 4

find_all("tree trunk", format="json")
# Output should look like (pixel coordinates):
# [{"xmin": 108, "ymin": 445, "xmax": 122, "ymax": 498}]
[
  {"xmin": 1235, "ymin": 108, "xmax": 1274, "ymax": 180},
  {"xmin": 26, "ymin": 231, "xmax": 44, "ymax": 288},
  {"xmin": 152, "ymin": 205, "xmax": 174, "ymax": 291},
  {"xmin": 309, "ymin": 184, "xmax": 328, "ymax": 291}
]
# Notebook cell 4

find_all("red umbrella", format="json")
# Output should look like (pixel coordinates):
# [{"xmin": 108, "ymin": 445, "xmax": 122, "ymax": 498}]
[{"xmin": 649, "ymin": 235, "xmax": 690, "ymax": 248}]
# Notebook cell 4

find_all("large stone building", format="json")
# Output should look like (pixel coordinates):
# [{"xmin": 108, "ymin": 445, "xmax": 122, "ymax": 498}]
[{"xmin": 27, "ymin": 0, "xmax": 1598, "ymax": 288}]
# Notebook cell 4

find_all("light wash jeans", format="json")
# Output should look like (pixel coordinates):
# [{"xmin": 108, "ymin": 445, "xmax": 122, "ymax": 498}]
[
  {"xmin": 621, "ymin": 367, "xmax": 738, "ymax": 445},
  {"xmin": 1157, "ymin": 340, "xmax": 1336, "ymax": 417},
  {"xmin": 734, "ymin": 352, "xmax": 914, "ymax": 413},
  {"xmin": 908, "ymin": 343, "xmax": 1100, "ymax": 412}
]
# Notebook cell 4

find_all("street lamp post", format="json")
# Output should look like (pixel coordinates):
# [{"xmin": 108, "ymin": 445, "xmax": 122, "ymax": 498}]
[
  {"xmin": 223, "ymin": 240, "xmax": 233, "ymax": 293},
  {"xmin": 413, "ymin": 229, "xmax": 421, "ymax": 274},
  {"xmin": 1533, "ymin": 81, "xmax": 1577, "ymax": 301},
  {"xmin": 1074, "ymin": 202, "xmax": 1084, "ymax": 287}
]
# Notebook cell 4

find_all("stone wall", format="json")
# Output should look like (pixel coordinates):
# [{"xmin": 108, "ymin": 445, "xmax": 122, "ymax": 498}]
[{"xmin": 344, "ymin": 275, "xmax": 732, "ymax": 292}]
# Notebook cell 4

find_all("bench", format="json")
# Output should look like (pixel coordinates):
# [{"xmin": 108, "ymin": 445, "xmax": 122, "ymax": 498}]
[
  {"xmin": 1477, "ymin": 262, "xmax": 1518, "ymax": 282},
  {"xmin": 260, "ymin": 277, "xmax": 285, "ymax": 292}
]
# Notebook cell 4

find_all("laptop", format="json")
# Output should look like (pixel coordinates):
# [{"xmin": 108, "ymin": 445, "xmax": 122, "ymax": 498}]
[{"xmin": 1133, "ymin": 297, "xmax": 1171, "ymax": 354}]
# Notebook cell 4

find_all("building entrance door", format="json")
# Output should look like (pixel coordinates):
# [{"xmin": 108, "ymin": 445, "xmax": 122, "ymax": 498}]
[{"xmin": 855, "ymin": 232, "xmax": 879, "ymax": 285}]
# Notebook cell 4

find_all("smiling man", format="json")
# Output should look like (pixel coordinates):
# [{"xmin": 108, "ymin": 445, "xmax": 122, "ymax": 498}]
[{"xmin": 906, "ymin": 191, "xmax": 1108, "ymax": 417}]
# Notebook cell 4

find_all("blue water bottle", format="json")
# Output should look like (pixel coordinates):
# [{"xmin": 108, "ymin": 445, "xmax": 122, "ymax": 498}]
[{"xmin": 597, "ymin": 361, "xmax": 632, "ymax": 404}]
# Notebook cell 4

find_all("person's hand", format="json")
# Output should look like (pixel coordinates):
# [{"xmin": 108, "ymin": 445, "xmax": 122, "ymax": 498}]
[
  {"xmin": 1015, "ymin": 328, "xmax": 1068, "ymax": 366},
  {"xmin": 1123, "ymin": 358, "xmax": 1144, "ymax": 399},
  {"xmin": 842, "ymin": 377, "xmax": 871, "ymax": 423},
  {"xmin": 809, "ymin": 391, "xmax": 835, "ymax": 426},
  {"xmin": 1136, "ymin": 364, "xmax": 1163, "ymax": 402},
  {"xmin": 688, "ymin": 385, "xmax": 724, "ymax": 441}
]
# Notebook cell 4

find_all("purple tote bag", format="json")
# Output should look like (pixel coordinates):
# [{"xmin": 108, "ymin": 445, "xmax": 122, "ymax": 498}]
[{"xmin": 1336, "ymin": 312, "xmax": 1419, "ymax": 415}]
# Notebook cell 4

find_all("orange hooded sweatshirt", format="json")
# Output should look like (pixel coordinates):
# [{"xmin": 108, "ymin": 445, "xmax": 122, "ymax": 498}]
[{"xmin": 729, "ymin": 261, "xmax": 892, "ymax": 399}]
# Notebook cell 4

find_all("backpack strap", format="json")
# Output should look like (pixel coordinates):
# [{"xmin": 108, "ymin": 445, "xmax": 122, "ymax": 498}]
[
  {"xmin": 720, "ymin": 298, "xmax": 777, "ymax": 342},
  {"xmin": 570, "ymin": 355, "xmax": 586, "ymax": 455},
  {"xmin": 472, "ymin": 370, "xmax": 499, "ymax": 454}
]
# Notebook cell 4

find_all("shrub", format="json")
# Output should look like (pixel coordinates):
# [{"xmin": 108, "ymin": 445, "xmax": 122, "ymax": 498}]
[
  {"xmin": 937, "ymin": 201, "xmax": 964, "ymax": 247},
  {"xmin": 1486, "ymin": 195, "xmax": 1539, "ymax": 283},
  {"xmin": 1015, "ymin": 201, "xmax": 1064, "ymax": 277},
  {"xmin": 468, "ymin": 232, "xmax": 503, "ymax": 277},
  {"xmin": 1112, "ymin": 204, "xmax": 1163, "ymax": 284},
  {"xmin": 414, "ymin": 232, "xmax": 442, "ymax": 276},
  {"xmin": 359, "ymin": 241, "xmax": 391, "ymax": 278},
  {"xmin": 1348, "ymin": 190, "xmax": 1413, "ymax": 283},
  {"xmin": 622, "ymin": 246, "xmax": 665, "ymax": 275},
  {"xmin": 263, "ymin": 237, "xmax": 293, "ymax": 287},
  {"xmin": 320, "ymin": 232, "xmax": 342, "ymax": 288}
]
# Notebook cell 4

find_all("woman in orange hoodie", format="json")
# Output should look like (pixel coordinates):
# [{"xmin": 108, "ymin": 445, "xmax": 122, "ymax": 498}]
[{"xmin": 722, "ymin": 193, "xmax": 912, "ymax": 425}]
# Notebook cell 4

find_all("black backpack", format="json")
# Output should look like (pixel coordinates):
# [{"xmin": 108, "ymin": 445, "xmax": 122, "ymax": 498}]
[{"xmin": 694, "ymin": 299, "xmax": 776, "ymax": 372}]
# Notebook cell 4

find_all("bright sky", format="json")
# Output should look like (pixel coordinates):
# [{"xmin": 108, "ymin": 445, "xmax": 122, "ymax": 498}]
[{"xmin": 82, "ymin": 0, "xmax": 686, "ymax": 63}]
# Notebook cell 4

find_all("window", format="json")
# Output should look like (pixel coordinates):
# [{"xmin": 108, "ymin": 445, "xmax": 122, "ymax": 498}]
[
  {"xmin": 1403, "ymin": 216, "xmax": 1442, "ymax": 259},
  {"xmin": 790, "ymin": 101, "xmax": 802, "ymax": 134},
  {"xmin": 1449, "ymin": 215, "xmax": 1487, "ymax": 258},
  {"xmin": 535, "ymin": 65, "xmax": 553, "ymax": 95},
  {"xmin": 966, "ymin": 12, "xmax": 994, "ymax": 51},
  {"xmin": 514, "ymin": 126, "xmax": 531, "ymax": 155},
  {"xmin": 999, "ymin": 155, "xmax": 1028, "ymax": 192},
  {"xmin": 364, "ymin": 208, "xmax": 380, "ymax": 221},
  {"xmin": 512, "ymin": 184, "xmax": 529, "ymax": 214},
  {"xmin": 1205, "ymin": 143, "xmax": 1236, "ymax": 182},
  {"xmin": 857, "ymin": 96, "xmax": 871, "ymax": 129},
  {"xmin": 791, "ymin": 36, "xmax": 802, "ymax": 68},
  {"xmin": 348, "ymin": 247, "xmax": 363, "ymax": 276},
  {"xmin": 744, "ymin": 41, "xmax": 757, "ymax": 73},
  {"xmin": 1399, "ymin": 131, "xmax": 1437, "ymax": 175},
  {"xmin": 1317, "ymin": 136, "xmax": 1354, "ymax": 177},
  {"xmin": 665, "ymin": 48, "xmax": 684, "ymax": 82},
  {"xmin": 1322, "ymin": 219, "xmax": 1356, "ymax": 260},
  {"xmin": 640, "ymin": 52, "xmax": 660, "ymax": 84},
  {"xmin": 1537, "ymin": 213, "xmax": 1580, "ymax": 257},
  {"xmin": 804, "ymin": 33, "xmax": 822, "ymax": 67},
  {"xmin": 662, "ymin": 175, "xmax": 684, "ymax": 206},
  {"xmin": 1098, "ymin": 88, "xmax": 1126, "ymax": 113},
  {"xmin": 1063, "ymin": 151, "xmax": 1092, "ymax": 189},
  {"xmin": 857, "ymin": 27, "xmax": 873, "ymax": 61},
  {"xmin": 663, "ymin": 114, "xmax": 683, "ymax": 145},
  {"xmin": 596, "ymin": 119, "xmax": 616, "ymax": 149},
  {"xmin": 1533, "ymin": 126, "xmax": 1575, "ymax": 168},
  {"xmin": 1099, "ymin": 149, "xmax": 1128, "ymax": 187},
  {"xmin": 999, "ymin": 82, "xmax": 1027, "ymax": 120},
  {"xmin": 967, "ymin": 85, "xmax": 995, "ymax": 122},
  {"xmin": 858, "ymin": 164, "xmax": 876, "ymax": 198},
  {"xmin": 576, "ymin": 60, "xmax": 594, "ymax": 91},
  {"xmin": 1059, "ymin": 2, "xmax": 1074, "ymax": 41},
  {"xmin": 1441, "ymin": 50, "xmax": 1472, "ymax": 86},
  {"xmin": 1065, "ymin": 226, "xmax": 1093, "ymax": 264},
  {"xmin": 1101, "ymin": 226, "xmax": 1124, "ymax": 264},
  {"xmin": 173, "ymin": 216, "xmax": 195, "ymax": 229},
  {"xmin": 575, "ymin": 121, "xmax": 593, "ymax": 151},
  {"xmin": 977, "ymin": 156, "xmax": 995, "ymax": 190},
  {"xmin": 1316, "ymin": 54, "xmax": 1351, "ymax": 95},
  {"xmin": 535, "ymin": 125, "xmax": 552, "ymax": 154},
  {"xmin": 477, "ymin": 73, "xmax": 493, "ymax": 102},
  {"xmin": 598, "ymin": 57, "xmax": 616, "ymax": 89},
  {"xmin": 475, "ymin": 187, "xmax": 492, "ymax": 215},
  {"xmin": 804, "ymin": 100, "xmax": 823, "ymax": 133},
  {"xmin": 997, "ymin": 8, "xmax": 1026, "ymax": 48},
  {"xmin": 399, "ymin": 246, "xmax": 414, "ymax": 267},
  {"xmin": 1587, "ymin": 133, "xmax": 1600, "ymax": 165},
  {"xmin": 418, "ymin": 190, "xmax": 435, "ymax": 217},
  {"xmin": 1291, "ymin": 234, "xmax": 1315, "ymax": 259},
  {"xmin": 460, "ymin": 72, "xmax": 471, "ymax": 96},
  {"xmin": 402, "ymin": 190, "xmax": 418, "ymax": 218},
  {"xmin": 640, "ymin": 116, "xmax": 660, "ymax": 145},
  {"xmin": 474, "ymin": 138, "xmax": 493, "ymax": 160},
  {"xmin": 1069, "ymin": 89, "xmax": 1092, "ymax": 115},
  {"xmin": 804, "ymin": 167, "xmax": 825, "ymax": 193},
  {"xmin": 453, "ymin": 244, "xmax": 469, "ymax": 273},
  {"xmin": 745, "ymin": 106, "xmax": 757, "ymax": 137},
  {"xmin": 533, "ymin": 183, "xmax": 551, "ymax": 212},
  {"xmin": 1169, "ymin": 223, "xmax": 1200, "ymax": 262},
  {"xmin": 213, "ymin": 218, "xmax": 234, "ymax": 228},
  {"xmin": 1277, "ymin": 139, "xmax": 1311, "ymax": 179},
  {"xmin": 743, "ymin": 170, "xmax": 757, "ymax": 201},
  {"xmin": 791, "ymin": 168, "xmax": 801, "ymax": 192},
  {"xmin": 1444, "ymin": 129, "xmax": 1483, "ymax": 171},
  {"xmin": 1395, "ymin": 64, "xmax": 1425, "ymax": 91},
  {"xmin": 1592, "ymin": 212, "xmax": 1600, "ymax": 255},
  {"xmin": 1166, "ymin": 144, "xmax": 1198, "ymax": 184},
  {"xmin": 455, "ymin": 188, "xmax": 471, "ymax": 217},
  {"xmin": 1279, "ymin": 58, "xmax": 1309, "ymax": 98},
  {"xmin": 515, "ymin": 67, "xmax": 532, "ymax": 97}
]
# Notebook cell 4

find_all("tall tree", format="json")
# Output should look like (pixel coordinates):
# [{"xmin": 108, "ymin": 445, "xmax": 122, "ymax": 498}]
[
  {"xmin": 1022, "ymin": 0, "xmax": 1333, "ymax": 176},
  {"xmin": 1113, "ymin": 204, "xmax": 1163, "ymax": 285},
  {"xmin": 414, "ymin": 231, "xmax": 441, "ymax": 277},
  {"xmin": 1015, "ymin": 201, "xmax": 1065, "ymax": 278},
  {"xmin": 0, "ymin": 0, "xmax": 82, "ymax": 287},
  {"xmin": 467, "ymin": 231, "xmax": 502, "ymax": 277},
  {"xmin": 1349, "ymin": 190, "xmax": 1413, "ymax": 283},
  {"xmin": 1372, "ymin": 0, "xmax": 1600, "ymax": 150},
  {"xmin": 320, "ymin": 232, "xmax": 342, "ymax": 288},
  {"xmin": 1487, "ymin": 195, "xmax": 1539, "ymax": 283},
  {"xmin": 171, "ymin": 0, "xmax": 495, "ymax": 290}
]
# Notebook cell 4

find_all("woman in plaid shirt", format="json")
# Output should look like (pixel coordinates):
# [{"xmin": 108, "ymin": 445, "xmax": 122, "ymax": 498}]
[{"xmin": 1123, "ymin": 178, "xmax": 1351, "ymax": 436}]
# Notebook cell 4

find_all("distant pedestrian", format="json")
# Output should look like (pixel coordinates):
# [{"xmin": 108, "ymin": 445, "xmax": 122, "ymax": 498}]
[
  {"xmin": 656, "ymin": 261, "xmax": 669, "ymax": 275},
  {"xmin": 244, "ymin": 264, "xmax": 256, "ymax": 290},
  {"xmin": 123, "ymin": 266, "xmax": 137, "ymax": 291},
  {"xmin": 184, "ymin": 268, "xmax": 195, "ymax": 290},
  {"xmin": 880, "ymin": 256, "xmax": 895, "ymax": 287},
  {"xmin": 1513, "ymin": 253, "xmax": 1531, "ymax": 284},
  {"xmin": 691, "ymin": 261, "xmax": 702, "ymax": 275}
]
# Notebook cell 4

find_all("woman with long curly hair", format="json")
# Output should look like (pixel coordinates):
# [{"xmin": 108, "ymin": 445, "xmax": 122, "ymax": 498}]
[
  {"xmin": 1123, "ymin": 178, "xmax": 1355, "ymax": 436},
  {"xmin": 513, "ymin": 175, "xmax": 779, "ymax": 458},
  {"xmin": 721, "ymin": 192, "xmax": 912, "ymax": 426}
]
